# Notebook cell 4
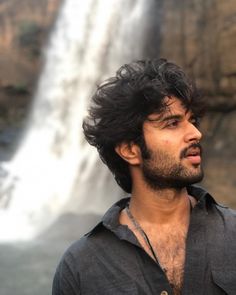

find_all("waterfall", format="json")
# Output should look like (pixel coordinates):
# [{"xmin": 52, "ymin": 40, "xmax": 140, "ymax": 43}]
[{"xmin": 0, "ymin": 0, "xmax": 156, "ymax": 241}]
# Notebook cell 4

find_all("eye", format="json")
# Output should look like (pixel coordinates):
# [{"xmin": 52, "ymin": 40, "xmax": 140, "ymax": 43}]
[{"xmin": 165, "ymin": 119, "xmax": 180, "ymax": 128}]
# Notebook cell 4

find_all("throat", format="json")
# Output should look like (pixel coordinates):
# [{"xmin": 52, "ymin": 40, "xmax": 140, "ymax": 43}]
[{"xmin": 129, "ymin": 191, "xmax": 194, "ymax": 226}]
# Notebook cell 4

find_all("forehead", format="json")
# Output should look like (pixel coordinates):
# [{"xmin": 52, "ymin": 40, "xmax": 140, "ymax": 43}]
[{"xmin": 147, "ymin": 97, "xmax": 189, "ymax": 121}]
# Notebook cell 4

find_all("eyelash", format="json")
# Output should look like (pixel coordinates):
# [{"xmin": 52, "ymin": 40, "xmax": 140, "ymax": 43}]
[
  {"xmin": 165, "ymin": 117, "xmax": 200, "ymax": 129},
  {"xmin": 165, "ymin": 120, "xmax": 180, "ymax": 128}
]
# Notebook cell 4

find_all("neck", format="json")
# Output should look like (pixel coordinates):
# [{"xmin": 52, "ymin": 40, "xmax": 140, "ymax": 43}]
[{"xmin": 129, "ymin": 186, "xmax": 194, "ymax": 226}]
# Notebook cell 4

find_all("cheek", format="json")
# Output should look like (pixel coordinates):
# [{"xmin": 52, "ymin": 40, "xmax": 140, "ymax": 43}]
[
  {"xmin": 163, "ymin": 140, "xmax": 170, "ymax": 144},
  {"xmin": 161, "ymin": 139, "xmax": 179, "ymax": 152},
  {"xmin": 161, "ymin": 139, "xmax": 173, "ymax": 147}
]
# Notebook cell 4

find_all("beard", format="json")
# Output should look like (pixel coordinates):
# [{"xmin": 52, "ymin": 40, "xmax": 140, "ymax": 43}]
[{"xmin": 141, "ymin": 143, "xmax": 204, "ymax": 191}]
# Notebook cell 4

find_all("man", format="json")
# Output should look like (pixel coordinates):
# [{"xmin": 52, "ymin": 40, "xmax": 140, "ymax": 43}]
[{"xmin": 52, "ymin": 59, "xmax": 236, "ymax": 295}]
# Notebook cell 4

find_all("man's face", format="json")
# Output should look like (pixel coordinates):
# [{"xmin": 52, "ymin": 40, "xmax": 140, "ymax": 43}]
[{"xmin": 141, "ymin": 97, "xmax": 203, "ymax": 190}]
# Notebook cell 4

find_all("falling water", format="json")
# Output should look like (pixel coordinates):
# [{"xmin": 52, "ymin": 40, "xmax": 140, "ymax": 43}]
[{"xmin": 0, "ymin": 0, "xmax": 157, "ymax": 241}]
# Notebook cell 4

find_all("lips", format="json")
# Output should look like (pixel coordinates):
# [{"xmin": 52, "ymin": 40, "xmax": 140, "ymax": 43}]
[
  {"xmin": 185, "ymin": 147, "xmax": 201, "ymax": 157},
  {"xmin": 184, "ymin": 147, "xmax": 201, "ymax": 164},
  {"xmin": 180, "ymin": 143, "xmax": 202, "ymax": 165}
]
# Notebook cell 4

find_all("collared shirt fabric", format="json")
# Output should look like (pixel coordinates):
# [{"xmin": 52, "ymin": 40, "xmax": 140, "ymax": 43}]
[{"xmin": 52, "ymin": 186, "xmax": 236, "ymax": 295}]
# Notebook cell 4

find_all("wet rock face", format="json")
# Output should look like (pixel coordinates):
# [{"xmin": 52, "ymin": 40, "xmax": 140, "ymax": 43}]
[
  {"xmin": 155, "ymin": 0, "xmax": 236, "ymax": 206},
  {"xmin": 200, "ymin": 112, "xmax": 236, "ymax": 207},
  {"xmin": 160, "ymin": 0, "xmax": 236, "ymax": 102},
  {"xmin": 0, "ymin": 0, "xmax": 61, "ymax": 85},
  {"xmin": 0, "ymin": 0, "xmax": 62, "ymax": 149},
  {"xmin": 143, "ymin": 0, "xmax": 236, "ymax": 206}
]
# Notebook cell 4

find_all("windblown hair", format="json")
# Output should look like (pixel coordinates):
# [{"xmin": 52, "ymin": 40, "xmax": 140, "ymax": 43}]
[{"xmin": 83, "ymin": 58, "xmax": 205, "ymax": 193}]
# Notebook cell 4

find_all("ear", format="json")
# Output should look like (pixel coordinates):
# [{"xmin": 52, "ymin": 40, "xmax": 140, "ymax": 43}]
[{"xmin": 115, "ymin": 142, "xmax": 142, "ymax": 165}]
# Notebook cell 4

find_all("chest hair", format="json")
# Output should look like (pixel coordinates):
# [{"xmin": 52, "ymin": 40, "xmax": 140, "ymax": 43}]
[
  {"xmin": 155, "ymin": 231, "xmax": 186, "ymax": 295},
  {"xmin": 140, "ymin": 228, "xmax": 187, "ymax": 295},
  {"xmin": 119, "ymin": 208, "xmax": 189, "ymax": 294}
]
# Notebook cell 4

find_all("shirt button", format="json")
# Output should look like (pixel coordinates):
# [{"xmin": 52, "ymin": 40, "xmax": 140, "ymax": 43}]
[{"xmin": 160, "ymin": 291, "xmax": 168, "ymax": 295}]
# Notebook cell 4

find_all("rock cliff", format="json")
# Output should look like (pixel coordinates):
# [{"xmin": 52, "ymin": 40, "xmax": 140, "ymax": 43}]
[
  {"xmin": 157, "ymin": 0, "xmax": 236, "ymax": 206},
  {"xmin": 0, "ymin": 0, "xmax": 61, "ymax": 156}
]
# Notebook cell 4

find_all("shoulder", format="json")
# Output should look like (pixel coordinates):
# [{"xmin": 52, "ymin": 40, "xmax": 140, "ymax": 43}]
[
  {"xmin": 214, "ymin": 203, "xmax": 236, "ymax": 224},
  {"xmin": 56, "ymin": 221, "xmax": 116, "ymax": 269},
  {"xmin": 209, "ymin": 202, "xmax": 236, "ymax": 242},
  {"xmin": 190, "ymin": 185, "xmax": 236, "ymax": 225},
  {"xmin": 52, "ymin": 222, "xmax": 108, "ymax": 294},
  {"xmin": 52, "ymin": 238, "xmax": 86, "ymax": 295},
  {"xmin": 60, "ymin": 222, "xmax": 104, "ymax": 260}
]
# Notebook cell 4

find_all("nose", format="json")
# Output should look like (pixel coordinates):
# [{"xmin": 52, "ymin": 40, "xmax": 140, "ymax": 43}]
[{"xmin": 184, "ymin": 122, "xmax": 202, "ymax": 143}]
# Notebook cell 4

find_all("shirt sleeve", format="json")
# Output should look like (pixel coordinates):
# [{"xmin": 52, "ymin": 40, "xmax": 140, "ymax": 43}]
[{"xmin": 52, "ymin": 252, "xmax": 81, "ymax": 295}]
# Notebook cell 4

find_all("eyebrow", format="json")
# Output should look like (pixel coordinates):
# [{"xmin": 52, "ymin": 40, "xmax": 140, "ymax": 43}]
[{"xmin": 147, "ymin": 114, "xmax": 184, "ymax": 123}]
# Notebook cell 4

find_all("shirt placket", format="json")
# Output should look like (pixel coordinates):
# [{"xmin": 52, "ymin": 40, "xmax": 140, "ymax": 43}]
[{"xmin": 182, "ymin": 202, "xmax": 207, "ymax": 295}]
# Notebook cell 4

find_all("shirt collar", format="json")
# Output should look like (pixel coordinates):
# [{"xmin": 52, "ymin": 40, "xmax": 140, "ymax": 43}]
[
  {"xmin": 102, "ymin": 197, "xmax": 129, "ymax": 229},
  {"xmin": 102, "ymin": 185, "xmax": 220, "ymax": 232}
]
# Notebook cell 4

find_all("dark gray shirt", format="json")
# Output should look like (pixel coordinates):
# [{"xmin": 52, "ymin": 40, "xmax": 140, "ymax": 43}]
[{"xmin": 52, "ymin": 186, "xmax": 236, "ymax": 295}]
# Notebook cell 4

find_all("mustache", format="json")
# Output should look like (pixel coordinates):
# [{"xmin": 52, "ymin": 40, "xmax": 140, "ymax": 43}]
[{"xmin": 180, "ymin": 142, "xmax": 203, "ymax": 159}]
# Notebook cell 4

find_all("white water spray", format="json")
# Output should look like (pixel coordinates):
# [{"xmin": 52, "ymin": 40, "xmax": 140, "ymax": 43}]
[{"xmin": 0, "ymin": 0, "xmax": 154, "ymax": 241}]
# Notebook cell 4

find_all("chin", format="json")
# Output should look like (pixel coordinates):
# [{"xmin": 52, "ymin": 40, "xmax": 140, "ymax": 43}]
[
  {"xmin": 144, "ymin": 172, "xmax": 204, "ymax": 191},
  {"xmin": 185, "ymin": 171, "xmax": 204, "ymax": 185}
]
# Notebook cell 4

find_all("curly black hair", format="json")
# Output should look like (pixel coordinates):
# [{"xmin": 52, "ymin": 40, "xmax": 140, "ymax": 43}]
[{"xmin": 83, "ymin": 58, "xmax": 205, "ymax": 193}]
